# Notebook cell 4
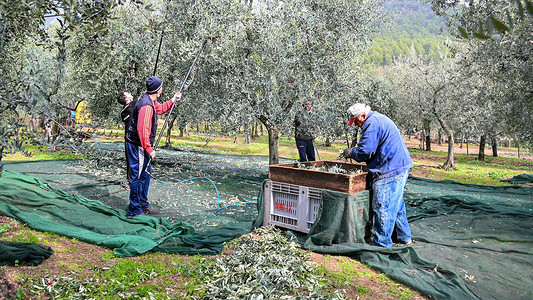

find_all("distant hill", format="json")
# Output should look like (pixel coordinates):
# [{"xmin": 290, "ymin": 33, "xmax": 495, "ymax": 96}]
[{"xmin": 364, "ymin": 0, "xmax": 449, "ymax": 65}]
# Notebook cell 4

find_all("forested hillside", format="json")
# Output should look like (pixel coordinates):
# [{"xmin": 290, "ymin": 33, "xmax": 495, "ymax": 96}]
[{"xmin": 364, "ymin": 0, "xmax": 449, "ymax": 65}]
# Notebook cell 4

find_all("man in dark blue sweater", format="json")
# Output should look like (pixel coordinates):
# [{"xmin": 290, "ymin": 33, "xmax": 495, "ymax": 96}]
[
  {"xmin": 343, "ymin": 103, "xmax": 413, "ymax": 248},
  {"xmin": 294, "ymin": 101, "xmax": 315, "ymax": 162},
  {"xmin": 125, "ymin": 76, "xmax": 180, "ymax": 217}
]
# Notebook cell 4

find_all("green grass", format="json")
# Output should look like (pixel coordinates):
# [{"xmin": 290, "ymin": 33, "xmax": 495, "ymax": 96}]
[
  {"xmin": 314, "ymin": 255, "xmax": 417, "ymax": 299},
  {"xmin": 4, "ymin": 144, "xmax": 80, "ymax": 161},
  {"xmin": 409, "ymin": 148, "xmax": 532, "ymax": 186},
  {"xmin": 16, "ymin": 251, "xmax": 210, "ymax": 299}
]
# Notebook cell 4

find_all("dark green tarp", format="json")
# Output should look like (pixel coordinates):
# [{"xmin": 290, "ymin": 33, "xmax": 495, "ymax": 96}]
[
  {"xmin": 502, "ymin": 173, "xmax": 533, "ymax": 184},
  {"xmin": 0, "ymin": 170, "xmax": 253, "ymax": 257},
  {"xmin": 299, "ymin": 177, "xmax": 533, "ymax": 300},
  {"xmin": 301, "ymin": 189, "xmax": 476, "ymax": 300},
  {"xmin": 0, "ymin": 241, "xmax": 53, "ymax": 266}
]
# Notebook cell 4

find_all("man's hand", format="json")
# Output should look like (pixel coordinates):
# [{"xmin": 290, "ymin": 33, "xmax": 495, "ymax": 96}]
[
  {"xmin": 149, "ymin": 150, "xmax": 156, "ymax": 159},
  {"xmin": 343, "ymin": 148, "xmax": 352, "ymax": 159},
  {"xmin": 172, "ymin": 92, "xmax": 182, "ymax": 103}
]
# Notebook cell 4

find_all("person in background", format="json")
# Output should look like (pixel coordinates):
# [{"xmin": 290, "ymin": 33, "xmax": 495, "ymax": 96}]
[
  {"xmin": 343, "ymin": 103, "xmax": 413, "ymax": 248},
  {"xmin": 124, "ymin": 76, "xmax": 181, "ymax": 217},
  {"xmin": 294, "ymin": 101, "xmax": 316, "ymax": 162},
  {"xmin": 44, "ymin": 118, "xmax": 54, "ymax": 143},
  {"xmin": 117, "ymin": 91, "xmax": 135, "ymax": 186}
]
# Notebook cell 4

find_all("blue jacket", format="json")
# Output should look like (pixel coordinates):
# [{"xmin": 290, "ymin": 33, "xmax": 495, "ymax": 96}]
[{"xmin": 350, "ymin": 111, "xmax": 413, "ymax": 182}]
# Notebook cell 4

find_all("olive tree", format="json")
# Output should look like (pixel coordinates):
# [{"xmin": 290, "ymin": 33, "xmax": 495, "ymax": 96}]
[
  {"xmin": 388, "ymin": 44, "xmax": 470, "ymax": 169},
  {"xmin": 192, "ymin": 0, "xmax": 384, "ymax": 164},
  {"xmin": 0, "ymin": 0, "xmax": 119, "ymax": 156},
  {"xmin": 427, "ymin": 0, "xmax": 533, "ymax": 154}
]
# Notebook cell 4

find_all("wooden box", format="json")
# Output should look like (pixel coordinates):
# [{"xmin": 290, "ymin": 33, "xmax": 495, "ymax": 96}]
[{"xmin": 268, "ymin": 161, "xmax": 369, "ymax": 194}]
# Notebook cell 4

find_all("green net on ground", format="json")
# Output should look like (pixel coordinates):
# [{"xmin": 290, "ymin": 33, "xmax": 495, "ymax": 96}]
[
  {"xmin": 299, "ymin": 176, "xmax": 533, "ymax": 300},
  {"xmin": 502, "ymin": 173, "xmax": 533, "ymax": 184},
  {"xmin": 300, "ymin": 188, "xmax": 477, "ymax": 300},
  {"xmin": 0, "ymin": 142, "xmax": 532, "ymax": 300},
  {"xmin": 0, "ymin": 241, "xmax": 53, "ymax": 266}
]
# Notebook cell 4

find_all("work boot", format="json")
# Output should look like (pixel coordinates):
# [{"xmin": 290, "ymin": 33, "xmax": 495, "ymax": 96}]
[
  {"xmin": 393, "ymin": 240, "xmax": 413, "ymax": 247},
  {"xmin": 142, "ymin": 207, "xmax": 160, "ymax": 215}
]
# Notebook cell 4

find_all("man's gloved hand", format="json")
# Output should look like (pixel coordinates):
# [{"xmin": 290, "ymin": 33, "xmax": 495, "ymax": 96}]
[
  {"xmin": 343, "ymin": 148, "xmax": 352, "ymax": 159},
  {"xmin": 172, "ymin": 92, "xmax": 182, "ymax": 103}
]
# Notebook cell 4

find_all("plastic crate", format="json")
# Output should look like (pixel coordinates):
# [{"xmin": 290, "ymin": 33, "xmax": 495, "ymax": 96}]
[{"xmin": 263, "ymin": 181, "xmax": 322, "ymax": 233}]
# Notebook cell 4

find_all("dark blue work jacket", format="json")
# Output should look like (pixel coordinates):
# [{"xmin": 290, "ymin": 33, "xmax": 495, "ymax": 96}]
[
  {"xmin": 125, "ymin": 93, "xmax": 157, "ymax": 147},
  {"xmin": 350, "ymin": 111, "xmax": 413, "ymax": 182}
]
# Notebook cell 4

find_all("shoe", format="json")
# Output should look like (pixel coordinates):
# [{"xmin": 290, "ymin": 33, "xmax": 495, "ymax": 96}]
[
  {"xmin": 126, "ymin": 213, "xmax": 136, "ymax": 218},
  {"xmin": 393, "ymin": 240, "xmax": 413, "ymax": 247},
  {"xmin": 142, "ymin": 207, "xmax": 160, "ymax": 215}
]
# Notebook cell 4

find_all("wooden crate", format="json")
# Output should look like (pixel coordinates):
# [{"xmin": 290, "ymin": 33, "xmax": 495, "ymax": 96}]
[{"xmin": 268, "ymin": 160, "xmax": 369, "ymax": 193}]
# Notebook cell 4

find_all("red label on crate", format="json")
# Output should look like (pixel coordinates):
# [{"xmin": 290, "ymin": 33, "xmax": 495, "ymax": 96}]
[{"xmin": 275, "ymin": 202, "xmax": 292, "ymax": 213}]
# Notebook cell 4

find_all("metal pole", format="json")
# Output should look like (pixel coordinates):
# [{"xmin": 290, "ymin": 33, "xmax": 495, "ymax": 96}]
[
  {"xmin": 153, "ymin": 38, "xmax": 210, "ymax": 151},
  {"xmin": 312, "ymin": 140, "xmax": 321, "ymax": 161},
  {"xmin": 153, "ymin": 31, "xmax": 164, "ymax": 76},
  {"xmin": 144, "ymin": 37, "xmax": 213, "ymax": 175}
]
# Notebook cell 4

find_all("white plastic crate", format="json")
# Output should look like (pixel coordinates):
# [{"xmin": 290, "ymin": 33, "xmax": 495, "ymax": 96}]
[{"xmin": 263, "ymin": 181, "xmax": 322, "ymax": 233}]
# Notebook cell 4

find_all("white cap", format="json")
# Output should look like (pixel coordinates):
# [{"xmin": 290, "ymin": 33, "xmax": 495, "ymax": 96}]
[{"xmin": 347, "ymin": 103, "xmax": 371, "ymax": 126}]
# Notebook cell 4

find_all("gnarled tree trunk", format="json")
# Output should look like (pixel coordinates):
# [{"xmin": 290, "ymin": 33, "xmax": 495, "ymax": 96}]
[
  {"xmin": 266, "ymin": 125, "xmax": 280, "ymax": 165},
  {"xmin": 350, "ymin": 128, "xmax": 359, "ymax": 148},
  {"xmin": 423, "ymin": 119, "xmax": 431, "ymax": 151},
  {"xmin": 324, "ymin": 137, "xmax": 331, "ymax": 147},
  {"xmin": 491, "ymin": 136, "xmax": 498, "ymax": 157},
  {"xmin": 434, "ymin": 114, "xmax": 455, "ymax": 170},
  {"xmin": 478, "ymin": 134, "xmax": 486, "ymax": 161},
  {"xmin": 517, "ymin": 137, "xmax": 521, "ymax": 158},
  {"xmin": 165, "ymin": 114, "xmax": 178, "ymax": 147},
  {"xmin": 259, "ymin": 115, "xmax": 280, "ymax": 165}
]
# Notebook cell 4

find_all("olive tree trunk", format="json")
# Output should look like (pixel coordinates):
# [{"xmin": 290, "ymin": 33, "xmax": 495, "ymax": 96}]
[
  {"xmin": 423, "ymin": 119, "xmax": 431, "ymax": 151},
  {"xmin": 434, "ymin": 113, "xmax": 455, "ymax": 170},
  {"xmin": 478, "ymin": 134, "xmax": 486, "ymax": 161},
  {"xmin": 266, "ymin": 125, "xmax": 280, "ymax": 165},
  {"xmin": 491, "ymin": 135, "xmax": 498, "ymax": 157},
  {"xmin": 165, "ymin": 113, "xmax": 179, "ymax": 147}
]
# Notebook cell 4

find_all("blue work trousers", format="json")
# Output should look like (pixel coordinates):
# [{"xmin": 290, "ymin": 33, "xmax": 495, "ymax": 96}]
[
  {"xmin": 371, "ymin": 169, "xmax": 411, "ymax": 247},
  {"xmin": 296, "ymin": 139, "xmax": 316, "ymax": 162},
  {"xmin": 125, "ymin": 142, "xmax": 152, "ymax": 216}
]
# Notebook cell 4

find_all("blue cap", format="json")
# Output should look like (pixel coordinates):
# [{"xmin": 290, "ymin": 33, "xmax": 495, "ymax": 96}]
[{"xmin": 146, "ymin": 76, "xmax": 163, "ymax": 94}]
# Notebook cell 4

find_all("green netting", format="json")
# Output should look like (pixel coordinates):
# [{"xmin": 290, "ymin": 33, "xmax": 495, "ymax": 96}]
[
  {"xmin": 0, "ymin": 164, "xmax": 267, "ymax": 256},
  {"xmin": 403, "ymin": 177, "xmax": 533, "ymax": 300},
  {"xmin": 502, "ymin": 173, "xmax": 533, "ymax": 184},
  {"xmin": 306, "ymin": 189, "xmax": 371, "ymax": 245},
  {"xmin": 0, "ymin": 142, "xmax": 532, "ymax": 300},
  {"xmin": 0, "ymin": 241, "xmax": 53, "ymax": 266},
  {"xmin": 300, "ymin": 176, "xmax": 533, "ymax": 300},
  {"xmin": 301, "ymin": 188, "xmax": 477, "ymax": 300}
]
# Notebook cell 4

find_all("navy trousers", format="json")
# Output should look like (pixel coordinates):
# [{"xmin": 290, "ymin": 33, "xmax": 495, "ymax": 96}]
[
  {"xmin": 296, "ymin": 139, "xmax": 316, "ymax": 162},
  {"xmin": 125, "ymin": 142, "xmax": 152, "ymax": 216}
]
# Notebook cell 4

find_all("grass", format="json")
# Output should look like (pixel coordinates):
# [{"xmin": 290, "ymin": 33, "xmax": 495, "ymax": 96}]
[
  {"xmin": 314, "ymin": 256, "xmax": 417, "ymax": 300},
  {"xmin": 3, "ymin": 144, "xmax": 80, "ymax": 161},
  {"xmin": 407, "ymin": 148, "xmax": 532, "ymax": 186}
]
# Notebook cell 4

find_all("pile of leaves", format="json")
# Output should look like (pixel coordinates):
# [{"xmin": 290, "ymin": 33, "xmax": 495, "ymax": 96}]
[
  {"xmin": 297, "ymin": 162, "xmax": 364, "ymax": 175},
  {"xmin": 200, "ymin": 226, "xmax": 346, "ymax": 299}
]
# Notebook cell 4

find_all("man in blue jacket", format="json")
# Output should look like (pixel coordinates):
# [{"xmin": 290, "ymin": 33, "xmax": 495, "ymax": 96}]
[{"xmin": 343, "ymin": 103, "xmax": 413, "ymax": 248}]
